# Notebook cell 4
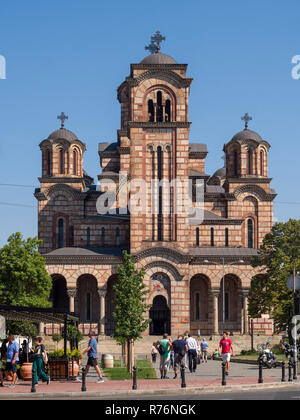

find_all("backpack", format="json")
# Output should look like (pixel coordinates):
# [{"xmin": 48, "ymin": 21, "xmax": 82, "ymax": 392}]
[{"xmin": 158, "ymin": 344, "xmax": 165, "ymax": 355}]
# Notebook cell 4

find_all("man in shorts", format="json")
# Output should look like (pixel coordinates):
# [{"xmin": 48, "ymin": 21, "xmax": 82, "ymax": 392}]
[
  {"xmin": 171, "ymin": 335, "xmax": 188, "ymax": 379},
  {"xmin": 5, "ymin": 334, "xmax": 19, "ymax": 388},
  {"xmin": 219, "ymin": 332, "xmax": 234, "ymax": 376},
  {"xmin": 156, "ymin": 333, "xmax": 172, "ymax": 379},
  {"xmin": 200, "ymin": 338, "xmax": 209, "ymax": 363},
  {"xmin": 81, "ymin": 331, "xmax": 104, "ymax": 383}
]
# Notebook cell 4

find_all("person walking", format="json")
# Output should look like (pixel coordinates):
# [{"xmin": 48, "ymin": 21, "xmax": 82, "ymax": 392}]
[
  {"xmin": 186, "ymin": 333, "xmax": 198, "ymax": 373},
  {"xmin": 80, "ymin": 331, "xmax": 104, "ymax": 383},
  {"xmin": 156, "ymin": 333, "xmax": 172, "ymax": 379},
  {"xmin": 219, "ymin": 332, "xmax": 234, "ymax": 376},
  {"xmin": 4, "ymin": 334, "xmax": 19, "ymax": 388},
  {"xmin": 151, "ymin": 342, "xmax": 158, "ymax": 363},
  {"xmin": 31, "ymin": 337, "xmax": 50, "ymax": 386},
  {"xmin": 200, "ymin": 338, "xmax": 209, "ymax": 363},
  {"xmin": 171, "ymin": 335, "xmax": 188, "ymax": 379}
]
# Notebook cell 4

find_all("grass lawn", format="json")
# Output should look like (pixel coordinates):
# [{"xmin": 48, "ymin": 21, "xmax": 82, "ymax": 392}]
[
  {"xmin": 233, "ymin": 350, "xmax": 286, "ymax": 362},
  {"xmin": 101, "ymin": 359, "xmax": 157, "ymax": 380}
]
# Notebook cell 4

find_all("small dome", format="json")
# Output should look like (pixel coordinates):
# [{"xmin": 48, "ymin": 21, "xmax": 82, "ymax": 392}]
[
  {"xmin": 231, "ymin": 129, "xmax": 263, "ymax": 144},
  {"xmin": 48, "ymin": 128, "xmax": 78, "ymax": 142},
  {"xmin": 140, "ymin": 52, "xmax": 177, "ymax": 65},
  {"xmin": 213, "ymin": 167, "xmax": 226, "ymax": 178}
]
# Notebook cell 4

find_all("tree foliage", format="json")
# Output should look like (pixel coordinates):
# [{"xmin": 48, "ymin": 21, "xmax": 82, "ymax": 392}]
[
  {"xmin": 112, "ymin": 251, "xmax": 151, "ymax": 344},
  {"xmin": 0, "ymin": 232, "xmax": 52, "ymax": 307},
  {"xmin": 248, "ymin": 219, "xmax": 300, "ymax": 334}
]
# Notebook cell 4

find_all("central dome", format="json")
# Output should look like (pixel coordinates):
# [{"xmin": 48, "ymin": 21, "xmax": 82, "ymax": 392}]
[
  {"xmin": 47, "ymin": 128, "xmax": 78, "ymax": 142},
  {"xmin": 140, "ymin": 52, "xmax": 177, "ymax": 65}
]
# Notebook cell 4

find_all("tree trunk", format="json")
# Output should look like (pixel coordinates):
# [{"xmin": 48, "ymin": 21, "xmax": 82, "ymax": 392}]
[{"xmin": 127, "ymin": 339, "xmax": 135, "ymax": 374}]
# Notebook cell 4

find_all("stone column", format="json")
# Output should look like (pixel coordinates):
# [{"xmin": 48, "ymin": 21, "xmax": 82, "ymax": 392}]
[
  {"xmin": 39, "ymin": 323, "xmax": 45, "ymax": 335},
  {"xmin": 242, "ymin": 290, "xmax": 249, "ymax": 335},
  {"xmin": 212, "ymin": 290, "xmax": 219, "ymax": 335},
  {"xmin": 67, "ymin": 288, "xmax": 77, "ymax": 313},
  {"xmin": 98, "ymin": 287, "xmax": 107, "ymax": 336}
]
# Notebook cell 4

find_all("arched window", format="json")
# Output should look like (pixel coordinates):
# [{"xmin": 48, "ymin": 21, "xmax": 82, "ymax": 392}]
[
  {"xmin": 87, "ymin": 227, "xmax": 91, "ymax": 247},
  {"xmin": 210, "ymin": 228, "xmax": 214, "ymax": 247},
  {"xmin": 247, "ymin": 219, "xmax": 254, "ymax": 248},
  {"xmin": 57, "ymin": 218, "xmax": 64, "ymax": 248},
  {"xmin": 86, "ymin": 292, "xmax": 91, "ymax": 321},
  {"xmin": 59, "ymin": 149, "xmax": 64, "ymax": 174},
  {"xmin": 225, "ymin": 228, "xmax": 229, "ymax": 247},
  {"xmin": 101, "ymin": 227, "xmax": 105, "ymax": 247},
  {"xmin": 260, "ymin": 150, "xmax": 264, "ymax": 176},
  {"xmin": 247, "ymin": 150, "xmax": 252, "ymax": 175},
  {"xmin": 196, "ymin": 228, "xmax": 200, "ymax": 246},
  {"xmin": 116, "ymin": 227, "xmax": 120, "ymax": 246},
  {"xmin": 73, "ymin": 150, "xmax": 78, "ymax": 176}
]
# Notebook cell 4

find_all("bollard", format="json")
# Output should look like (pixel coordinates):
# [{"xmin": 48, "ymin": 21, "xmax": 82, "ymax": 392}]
[
  {"xmin": 293, "ymin": 360, "xmax": 297, "ymax": 380},
  {"xmin": 221, "ymin": 362, "xmax": 226, "ymax": 386},
  {"xmin": 288, "ymin": 361, "xmax": 292, "ymax": 382},
  {"xmin": 258, "ymin": 358, "xmax": 263, "ymax": 384},
  {"xmin": 81, "ymin": 367, "xmax": 87, "ymax": 392},
  {"xmin": 132, "ymin": 365, "xmax": 137, "ymax": 390},
  {"xmin": 281, "ymin": 361, "xmax": 286, "ymax": 382},
  {"xmin": 31, "ymin": 368, "xmax": 36, "ymax": 393},
  {"xmin": 180, "ymin": 365, "xmax": 186, "ymax": 388}
]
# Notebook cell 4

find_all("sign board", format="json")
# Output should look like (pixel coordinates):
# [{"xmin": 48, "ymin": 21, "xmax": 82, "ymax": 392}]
[
  {"xmin": 287, "ymin": 274, "xmax": 300, "ymax": 292},
  {"xmin": 0, "ymin": 315, "xmax": 5, "ymax": 340}
]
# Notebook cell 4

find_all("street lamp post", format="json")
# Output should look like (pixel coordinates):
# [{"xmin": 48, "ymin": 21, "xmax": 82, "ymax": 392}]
[{"xmin": 204, "ymin": 258, "xmax": 244, "ymax": 334}]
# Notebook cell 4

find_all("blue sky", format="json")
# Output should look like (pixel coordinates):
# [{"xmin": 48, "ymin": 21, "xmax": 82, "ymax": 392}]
[{"xmin": 0, "ymin": 0, "xmax": 299, "ymax": 245}]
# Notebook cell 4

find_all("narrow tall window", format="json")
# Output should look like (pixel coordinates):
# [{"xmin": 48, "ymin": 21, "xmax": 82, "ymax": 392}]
[
  {"xmin": 247, "ymin": 150, "xmax": 252, "ymax": 175},
  {"xmin": 59, "ymin": 149, "xmax": 64, "ymax": 174},
  {"xmin": 157, "ymin": 146, "xmax": 163, "ymax": 241},
  {"xmin": 101, "ymin": 227, "xmax": 105, "ymax": 247},
  {"xmin": 234, "ymin": 150, "xmax": 238, "ymax": 176},
  {"xmin": 165, "ymin": 99, "xmax": 171, "ymax": 122},
  {"xmin": 148, "ymin": 100, "xmax": 154, "ymax": 122},
  {"xmin": 73, "ymin": 150, "xmax": 77, "ymax": 176},
  {"xmin": 58, "ymin": 218, "xmax": 64, "ymax": 248},
  {"xmin": 46, "ymin": 150, "xmax": 52, "ymax": 176},
  {"xmin": 196, "ymin": 228, "xmax": 200, "ymax": 246},
  {"xmin": 225, "ymin": 228, "xmax": 229, "ymax": 247},
  {"xmin": 86, "ymin": 292, "xmax": 91, "ymax": 321},
  {"xmin": 157, "ymin": 91, "xmax": 163, "ymax": 122},
  {"xmin": 225, "ymin": 292, "xmax": 229, "ymax": 321},
  {"xmin": 87, "ymin": 227, "xmax": 91, "ymax": 247},
  {"xmin": 116, "ymin": 227, "xmax": 120, "ymax": 246},
  {"xmin": 248, "ymin": 219, "xmax": 254, "ymax": 248},
  {"xmin": 195, "ymin": 292, "xmax": 200, "ymax": 320},
  {"xmin": 69, "ymin": 225, "xmax": 74, "ymax": 246},
  {"xmin": 210, "ymin": 228, "xmax": 214, "ymax": 247},
  {"xmin": 260, "ymin": 151, "xmax": 264, "ymax": 176}
]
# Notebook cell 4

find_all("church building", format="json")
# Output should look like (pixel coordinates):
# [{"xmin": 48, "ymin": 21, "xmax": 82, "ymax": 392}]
[{"xmin": 35, "ymin": 33, "xmax": 276, "ymax": 337}]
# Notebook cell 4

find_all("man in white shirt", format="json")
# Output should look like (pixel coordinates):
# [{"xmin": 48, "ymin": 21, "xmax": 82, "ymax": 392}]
[{"xmin": 186, "ymin": 333, "xmax": 198, "ymax": 373}]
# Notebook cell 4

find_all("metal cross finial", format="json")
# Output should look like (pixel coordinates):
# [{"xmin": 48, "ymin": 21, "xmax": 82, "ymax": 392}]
[
  {"xmin": 57, "ymin": 112, "xmax": 68, "ymax": 128},
  {"xmin": 145, "ymin": 31, "xmax": 166, "ymax": 54},
  {"xmin": 241, "ymin": 112, "xmax": 252, "ymax": 130}
]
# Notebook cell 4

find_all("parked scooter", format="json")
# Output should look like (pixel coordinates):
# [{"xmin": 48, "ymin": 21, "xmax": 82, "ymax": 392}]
[{"xmin": 257, "ymin": 340, "xmax": 277, "ymax": 368}]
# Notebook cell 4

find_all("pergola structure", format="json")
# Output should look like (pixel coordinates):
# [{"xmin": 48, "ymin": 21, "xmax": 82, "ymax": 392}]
[{"xmin": 0, "ymin": 305, "xmax": 79, "ymax": 357}]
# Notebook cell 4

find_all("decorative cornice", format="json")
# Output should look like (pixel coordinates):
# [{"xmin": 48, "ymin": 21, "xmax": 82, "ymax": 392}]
[
  {"xmin": 189, "ymin": 152, "xmax": 208, "ymax": 159},
  {"xmin": 132, "ymin": 246, "xmax": 189, "ymax": 264},
  {"xmin": 232, "ymin": 184, "xmax": 277, "ymax": 202},
  {"xmin": 36, "ymin": 184, "xmax": 87, "ymax": 201},
  {"xmin": 45, "ymin": 254, "xmax": 122, "ymax": 265},
  {"xmin": 127, "ymin": 121, "xmax": 191, "ymax": 129},
  {"xmin": 131, "ymin": 64, "xmax": 188, "ymax": 71}
]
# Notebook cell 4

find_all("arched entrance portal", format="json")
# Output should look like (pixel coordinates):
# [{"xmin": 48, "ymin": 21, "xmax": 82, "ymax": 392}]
[
  {"xmin": 149, "ymin": 296, "xmax": 170, "ymax": 335},
  {"xmin": 50, "ymin": 275, "xmax": 69, "ymax": 311}
]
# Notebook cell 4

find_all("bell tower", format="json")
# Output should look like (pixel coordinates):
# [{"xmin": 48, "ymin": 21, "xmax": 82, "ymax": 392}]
[{"xmin": 117, "ymin": 32, "xmax": 193, "ymax": 254}]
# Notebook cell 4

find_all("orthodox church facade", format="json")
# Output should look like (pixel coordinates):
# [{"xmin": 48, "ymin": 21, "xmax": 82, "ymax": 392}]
[{"xmin": 35, "ymin": 33, "xmax": 276, "ymax": 337}]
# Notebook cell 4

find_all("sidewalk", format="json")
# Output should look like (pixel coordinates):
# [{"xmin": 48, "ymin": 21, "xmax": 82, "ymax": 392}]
[{"xmin": 0, "ymin": 359, "xmax": 298, "ymax": 399}]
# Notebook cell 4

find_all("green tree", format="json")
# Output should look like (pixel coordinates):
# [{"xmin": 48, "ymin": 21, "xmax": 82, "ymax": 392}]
[
  {"xmin": 113, "ymin": 251, "xmax": 151, "ymax": 372},
  {"xmin": 0, "ymin": 232, "xmax": 52, "ymax": 307},
  {"xmin": 249, "ymin": 219, "xmax": 300, "ymax": 337}
]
